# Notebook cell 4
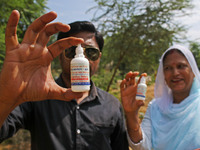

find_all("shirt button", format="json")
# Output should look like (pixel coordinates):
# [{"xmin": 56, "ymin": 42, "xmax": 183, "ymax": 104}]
[
  {"xmin": 77, "ymin": 106, "xmax": 80, "ymax": 110},
  {"xmin": 77, "ymin": 129, "xmax": 81, "ymax": 134}
]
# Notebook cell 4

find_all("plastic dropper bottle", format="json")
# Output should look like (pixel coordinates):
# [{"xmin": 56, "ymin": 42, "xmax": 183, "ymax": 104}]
[
  {"xmin": 136, "ymin": 76, "xmax": 147, "ymax": 100},
  {"xmin": 70, "ymin": 44, "xmax": 90, "ymax": 92}
]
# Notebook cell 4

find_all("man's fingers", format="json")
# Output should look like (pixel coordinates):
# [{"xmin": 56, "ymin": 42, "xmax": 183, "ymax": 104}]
[
  {"xmin": 36, "ymin": 22, "xmax": 70, "ymax": 47},
  {"xmin": 64, "ymin": 90, "xmax": 83, "ymax": 101},
  {"xmin": 48, "ymin": 37, "xmax": 84, "ymax": 59},
  {"xmin": 22, "ymin": 11, "xmax": 58, "ymax": 45},
  {"xmin": 5, "ymin": 10, "xmax": 20, "ymax": 50},
  {"xmin": 47, "ymin": 84, "xmax": 83, "ymax": 101}
]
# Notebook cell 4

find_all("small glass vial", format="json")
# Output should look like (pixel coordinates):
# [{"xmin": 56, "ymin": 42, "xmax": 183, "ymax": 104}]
[
  {"xmin": 136, "ymin": 76, "xmax": 147, "ymax": 100},
  {"xmin": 71, "ymin": 44, "xmax": 90, "ymax": 92}
]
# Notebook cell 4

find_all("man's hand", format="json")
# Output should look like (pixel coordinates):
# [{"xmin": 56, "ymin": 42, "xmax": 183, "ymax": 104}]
[{"xmin": 0, "ymin": 10, "xmax": 83, "ymax": 106}]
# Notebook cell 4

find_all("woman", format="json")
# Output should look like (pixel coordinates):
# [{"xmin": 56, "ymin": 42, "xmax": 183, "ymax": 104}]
[{"xmin": 120, "ymin": 45, "xmax": 200, "ymax": 150}]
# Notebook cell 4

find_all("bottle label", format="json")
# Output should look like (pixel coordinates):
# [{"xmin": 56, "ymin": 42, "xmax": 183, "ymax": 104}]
[
  {"xmin": 136, "ymin": 86, "xmax": 147, "ymax": 98},
  {"xmin": 71, "ymin": 63, "xmax": 90, "ymax": 86}
]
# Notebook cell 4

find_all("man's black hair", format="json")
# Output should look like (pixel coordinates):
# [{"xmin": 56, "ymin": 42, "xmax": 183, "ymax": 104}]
[{"xmin": 57, "ymin": 21, "xmax": 104, "ymax": 52}]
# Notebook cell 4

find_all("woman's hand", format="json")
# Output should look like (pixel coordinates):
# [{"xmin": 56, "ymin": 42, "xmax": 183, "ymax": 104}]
[
  {"xmin": 121, "ymin": 71, "xmax": 147, "ymax": 143},
  {"xmin": 120, "ymin": 71, "xmax": 147, "ymax": 114}
]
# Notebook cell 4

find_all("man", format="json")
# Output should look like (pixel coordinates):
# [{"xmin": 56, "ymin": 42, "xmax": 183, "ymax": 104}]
[{"xmin": 0, "ymin": 10, "xmax": 129, "ymax": 150}]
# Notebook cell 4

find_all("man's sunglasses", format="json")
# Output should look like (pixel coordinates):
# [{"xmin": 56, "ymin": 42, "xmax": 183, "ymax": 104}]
[{"xmin": 64, "ymin": 46, "xmax": 100, "ymax": 61}]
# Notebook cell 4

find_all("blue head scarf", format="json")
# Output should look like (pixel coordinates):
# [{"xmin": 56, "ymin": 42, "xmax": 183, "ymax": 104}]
[{"xmin": 151, "ymin": 45, "xmax": 200, "ymax": 149}]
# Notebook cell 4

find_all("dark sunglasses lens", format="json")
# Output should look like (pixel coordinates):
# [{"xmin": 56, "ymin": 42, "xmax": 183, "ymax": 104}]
[
  {"xmin": 85, "ymin": 48, "xmax": 100, "ymax": 61},
  {"xmin": 65, "ymin": 46, "xmax": 76, "ymax": 59}
]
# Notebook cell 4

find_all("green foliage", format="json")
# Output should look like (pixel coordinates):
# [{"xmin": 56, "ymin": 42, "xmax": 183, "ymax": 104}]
[
  {"xmin": 0, "ymin": 0, "xmax": 48, "ymax": 71},
  {"xmin": 92, "ymin": 69, "xmax": 115, "ymax": 91},
  {"xmin": 92, "ymin": 68, "xmax": 122, "ymax": 99},
  {"xmin": 189, "ymin": 42, "xmax": 200, "ymax": 69},
  {"xmin": 0, "ymin": 25, "xmax": 6, "ymax": 71},
  {"xmin": 48, "ymin": 34, "xmax": 63, "ymax": 79},
  {"xmin": 90, "ymin": 0, "xmax": 193, "ymax": 91},
  {"xmin": 51, "ymin": 55, "xmax": 62, "ymax": 79}
]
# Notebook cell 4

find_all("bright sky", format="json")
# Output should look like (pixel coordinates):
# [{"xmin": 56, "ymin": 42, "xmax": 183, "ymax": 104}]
[
  {"xmin": 177, "ymin": 0, "xmax": 200, "ymax": 44},
  {"xmin": 45, "ymin": 0, "xmax": 96, "ymax": 24},
  {"xmin": 46, "ymin": 0, "xmax": 200, "ymax": 46}
]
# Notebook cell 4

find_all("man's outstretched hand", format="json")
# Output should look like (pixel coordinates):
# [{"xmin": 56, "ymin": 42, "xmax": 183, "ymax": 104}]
[{"xmin": 0, "ymin": 10, "xmax": 83, "ymax": 107}]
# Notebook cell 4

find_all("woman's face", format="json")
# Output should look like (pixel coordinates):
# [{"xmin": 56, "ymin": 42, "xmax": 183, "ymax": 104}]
[{"xmin": 163, "ymin": 50, "xmax": 194, "ymax": 96}]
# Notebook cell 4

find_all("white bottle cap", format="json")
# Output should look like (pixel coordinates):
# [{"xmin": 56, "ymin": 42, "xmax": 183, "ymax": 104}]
[{"xmin": 75, "ymin": 44, "xmax": 84, "ymax": 57}]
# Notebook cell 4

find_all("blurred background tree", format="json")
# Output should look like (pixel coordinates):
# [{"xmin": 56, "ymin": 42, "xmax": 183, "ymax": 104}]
[
  {"xmin": 88, "ymin": 0, "xmax": 193, "ymax": 91},
  {"xmin": 0, "ymin": 0, "xmax": 47, "ymax": 70},
  {"xmin": 189, "ymin": 41, "xmax": 200, "ymax": 69}
]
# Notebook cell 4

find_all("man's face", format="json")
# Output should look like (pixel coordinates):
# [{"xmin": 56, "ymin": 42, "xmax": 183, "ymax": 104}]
[{"xmin": 59, "ymin": 31, "xmax": 102, "ymax": 85}]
